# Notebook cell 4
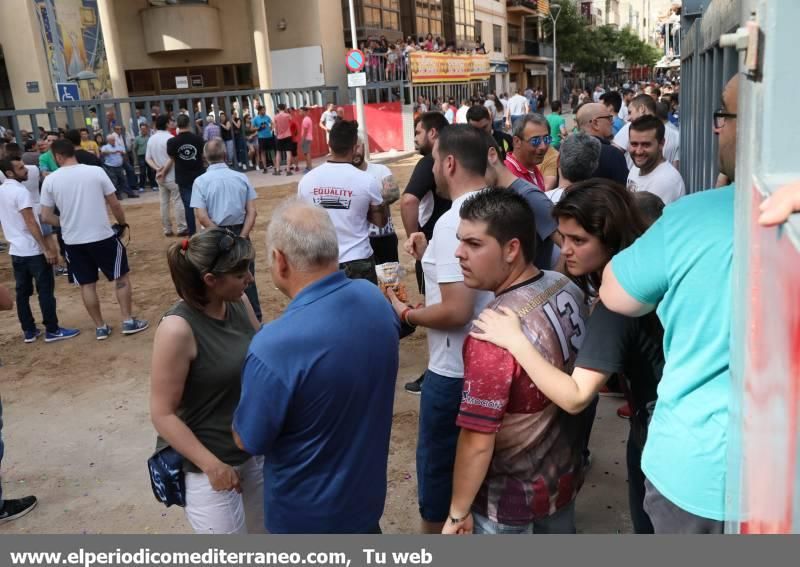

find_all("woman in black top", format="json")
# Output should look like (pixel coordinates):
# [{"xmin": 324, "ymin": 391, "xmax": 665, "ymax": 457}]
[{"xmin": 470, "ymin": 182, "xmax": 666, "ymax": 534}]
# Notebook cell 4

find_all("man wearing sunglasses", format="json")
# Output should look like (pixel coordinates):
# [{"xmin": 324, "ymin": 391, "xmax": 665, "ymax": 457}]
[
  {"xmin": 575, "ymin": 102, "xmax": 629, "ymax": 185},
  {"xmin": 504, "ymin": 114, "xmax": 550, "ymax": 191}
]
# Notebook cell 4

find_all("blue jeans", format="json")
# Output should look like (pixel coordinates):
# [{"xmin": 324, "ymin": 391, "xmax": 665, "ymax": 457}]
[
  {"xmin": 12, "ymin": 254, "xmax": 58, "ymax": 334},
  {"xmin": 178, "ymin": 185, "xmax": 197, "ymax": 236},
  {"xmin": 510, "ymin": 115, "xmax": 524, "ymax": 132},
  {"xmin": 627, "ymin": 423, "xmax": 654, "ymax": 534},
  {"xmin": 123, "ymin": 160, "xmax": 138, "ymax": 192},
  {"xmin": 472, "ymin": 501, "xmax": 576, "ymax": 534},
  {"xmin": 417, "ymin": 370, "xmax": 463, "ymax": 522},
  {"xmin": 235, "ymin": 136, "xmax": 248, "ymax": 166}
]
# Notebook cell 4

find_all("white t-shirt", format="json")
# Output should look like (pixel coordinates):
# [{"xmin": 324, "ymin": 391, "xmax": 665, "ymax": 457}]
[
  {"xmin": 626, "ymin": 161, "xmax": 686, "ymax": 205},
  {"xmin": 484, "ymin": 99, "xmax": 497, "ymax": 120},
  {"xmin": 455, "ymin": 105, "xmax": 470, "ymax": 124},
  {"xmin": 22, "ymin": 165, "xmax": 41, "ymax": 215},
  {"xmin": 40, "ymin": 163, "xmax": 115, "ymax": 245},
  {"xmin": 0, "ymin": 179, "xmax": 42, "ymax": 257},
  {"xmin": 545, "ymin": 187, "xmax": 566, "ymax": 204},
  {"xmin": 418, "ymin": 191, "xmax": 434, "ymax": 229},
  {"xmin": 422, "ymin": 190, "xmax": 494, "ymax": 378},
  {"xmin": 507, "ymin": 94, "xmax": 528, "ymax": 116},
  {"xmin": 144, "ymin": 130, "xmax": 175, "ymax": 183},
  {"xmin": 613, "ymin": 121, "xmax": 680, "ymax": 169},
  {"xmin": 619, "ymin": 103, "xmax": 629, "ymax": 122},
  {"xmin": 297, "ymin": 162, "xmax": 382, "ymax": 263},
  {"xmin": 365, "ymin": 162, "xmax": 396, "ymax": 238}
]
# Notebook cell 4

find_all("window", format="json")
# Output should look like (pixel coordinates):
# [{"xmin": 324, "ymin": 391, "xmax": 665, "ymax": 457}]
[
  {"xmin": 454, "ymin": 0, "xmax": 475, "ymax": 42},
  {"xmin": 384, "ymin": 10, "xmax": 399, "ymax": 30},
  {"xmin": 475, "ymin": 18, "xmax": 482, "ymax": 42},
  {"xmin": 235, "ymin": 64, "xmax": 252, "ymax": 88},
  {"xmin": 493, "ymin": 24, "xmax": 502, "ymax": 52},
  {"xmin": 416, "ymin": 0, "xmax": 443, "ymax": 38},
  {"xmin": 125, "ymin": 69, "xmax": 156, "ymax": 94},
  {"xmin": 364, "ymin": 7, "xmax": 381, "ymax": 27},
  {"xmin": 362, "ymin": 1, "xmax": 399, "ymax": 30},
  {"xmin": 188, "ymin": 66, "xmax": 218, "ymax": 89}
]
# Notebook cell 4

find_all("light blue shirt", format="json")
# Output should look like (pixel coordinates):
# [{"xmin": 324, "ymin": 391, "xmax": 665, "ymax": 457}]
[
  {"xmin": 190, "ymin": 163, "xmax": 257, "ymax": 226},
  {"xmin": 611, "ymin": 185, "xmax": 734, "ymax": 521},
  {"xmin": 252, "ymin": 114, "xmax": 273, "ymax": 139},
  {"xmin": 101, "ymin": 142, "xmax": 124, "ymax": 167}
]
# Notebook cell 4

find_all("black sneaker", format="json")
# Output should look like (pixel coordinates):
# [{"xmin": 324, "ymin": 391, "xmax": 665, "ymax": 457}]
[
  {"xmin": 0, "ymin": 496, "xmax": 37, "ymax": 525},
  {"xmin": 404, "ymin": 374, "xmax": 425, "ymax": 395}
]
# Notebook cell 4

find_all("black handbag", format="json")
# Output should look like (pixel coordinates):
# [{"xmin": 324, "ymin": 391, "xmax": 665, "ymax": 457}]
[{"xmin": 147, "ymin": 446, "xmax": 186, "ymax": 508}]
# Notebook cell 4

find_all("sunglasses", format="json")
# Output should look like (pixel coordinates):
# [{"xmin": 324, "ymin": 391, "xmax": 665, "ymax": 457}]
[
  {"xmin": 527, "ymin": 135, "xmax": 552, "ymax": 147},
  {"xmin": 207, "ymin": 230, "xmax": 241, "ymax": 274}
]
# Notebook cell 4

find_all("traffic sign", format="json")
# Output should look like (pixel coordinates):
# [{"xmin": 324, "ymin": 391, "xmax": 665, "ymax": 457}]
[
  {"xmin": 347, "ymin": 72, "xmax": 367, "ymax": 88},
  {"xmin": 56, "ymin": 82, "xmax": 80, "ymax": 102},
  {"xmin": 345, "ymin": 49, "xmax": 366, "ymax": 73}
]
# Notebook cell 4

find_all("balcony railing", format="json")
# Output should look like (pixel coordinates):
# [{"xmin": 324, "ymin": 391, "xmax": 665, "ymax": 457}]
[{"xmin": 508, "ymin": 40, "xmax": 554, "ymax": 58}]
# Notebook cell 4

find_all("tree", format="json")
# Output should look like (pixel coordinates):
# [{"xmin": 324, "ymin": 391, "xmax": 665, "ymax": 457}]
[{"xmin": 542, "ymin": 3, "xmax": 661, "ymax": 78}]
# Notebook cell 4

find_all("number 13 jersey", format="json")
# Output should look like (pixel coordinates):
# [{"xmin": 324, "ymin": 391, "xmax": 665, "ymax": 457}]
[{"xmin": 457, "ymin": 270, "xmax": 590, "ymax": 524}]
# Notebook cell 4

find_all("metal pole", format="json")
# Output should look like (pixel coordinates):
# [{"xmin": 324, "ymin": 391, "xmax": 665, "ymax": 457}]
[
  {"xmin": 348, "ymin": 0, "xmax": 369, "ymax": 160},
  {"xmin": 550, "ymin": 5, "xmax": 562, "ymax": 106}
]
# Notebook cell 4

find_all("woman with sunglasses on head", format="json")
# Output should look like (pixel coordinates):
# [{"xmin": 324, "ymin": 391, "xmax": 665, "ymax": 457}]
[
  {"xmin": 470, "ymin": 182, "xmax": 665, "ymax": 534},
  {"xmin": 150, "ymin": 228, "xmax": 265, "ymax": 534}
]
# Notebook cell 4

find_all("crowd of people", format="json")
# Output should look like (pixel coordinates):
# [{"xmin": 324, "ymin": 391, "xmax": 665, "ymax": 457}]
[{"xmin": 2, "ymin": 67, "xmax": 800, "ymax": 534}]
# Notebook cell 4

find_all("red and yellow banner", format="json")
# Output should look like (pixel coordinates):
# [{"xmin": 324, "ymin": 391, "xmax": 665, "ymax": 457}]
[{"xmin": 409, "ymin": 52, "xmax": 491, "ymax": 84}]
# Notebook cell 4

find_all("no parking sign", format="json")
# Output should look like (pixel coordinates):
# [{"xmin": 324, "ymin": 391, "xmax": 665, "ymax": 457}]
[{"xmin": 345, "ymin": 49, "xmax": 366, "ymax": 73}]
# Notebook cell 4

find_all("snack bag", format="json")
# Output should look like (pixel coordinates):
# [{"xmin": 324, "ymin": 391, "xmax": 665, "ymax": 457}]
[{"xmin": 376, "ymin": 262, "xmax": 408, "ymax": 302}]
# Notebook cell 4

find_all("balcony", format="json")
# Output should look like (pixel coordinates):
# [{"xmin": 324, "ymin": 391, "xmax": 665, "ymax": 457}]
[
  {"xmin": 507, "ymin": 1, "xmax": 539, "ymax": 16},
  {"xmin": 508, "ymin": 40, "xmax": 554, "ymax": 60}
]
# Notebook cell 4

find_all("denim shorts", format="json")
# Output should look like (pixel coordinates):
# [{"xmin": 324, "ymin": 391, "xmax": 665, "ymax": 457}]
[
  {"xmin": 472, "ymin": 501, "xmax": 576, "ymax": 534},
  {"xmin": 416, "ymin": 369, "xmax": 463, "ymax": 522}
]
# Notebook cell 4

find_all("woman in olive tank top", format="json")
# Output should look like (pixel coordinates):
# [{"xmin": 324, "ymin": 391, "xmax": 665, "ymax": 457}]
[{"xmin": 150, "ymin": 228, "xmax": 265, "ymax": 533}]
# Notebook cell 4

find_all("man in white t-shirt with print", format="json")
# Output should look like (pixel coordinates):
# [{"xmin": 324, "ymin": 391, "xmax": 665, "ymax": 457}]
[
  {"xmin": 613, "ymin": 94, "xmax": 679, "ymax": 169},
  {"xmin": 386, "ymin": 125, "xmax": 494, "ymax": 534},
  {"xmin": 0, "ymin": 156, "xmax": 80, "ymax": 343},
  {"xmin": 40, "ymin": 140, "xmax": 149, "ymax": 341},
  {"xmin": 352, "ymin": 139, "xmax": 401, "ymax": 265},
  {"xmin": 298, "ymin": 120, "xmax": 388, "ymax": 284},
  {"xmin": 626, "ymin": 116, "xmax": 685, "ymax": 205}
]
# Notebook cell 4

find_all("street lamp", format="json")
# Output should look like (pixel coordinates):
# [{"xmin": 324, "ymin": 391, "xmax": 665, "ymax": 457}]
[{"xmin": 549, "ymin": 3, "xmax": 562, "ymax": 105}]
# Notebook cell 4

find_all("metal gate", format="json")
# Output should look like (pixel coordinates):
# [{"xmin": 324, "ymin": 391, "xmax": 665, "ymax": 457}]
[
  {"xmin": 679, "ymin": 0, "xmax": 741, "ymax": 194},
  {"xmin": 719, "ymin": 0, "xmax": 800, "ymax": 533},
  {"xmin": 0, "ymin": 86, "xmax": 339, "ymax": 145}
]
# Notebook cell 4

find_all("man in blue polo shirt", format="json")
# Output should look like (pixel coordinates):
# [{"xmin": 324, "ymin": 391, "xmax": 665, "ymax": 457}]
[
  {"xmin": 233, "ymin": 198, "xmax": 400, "ymax": 534},
  {"xmin": 599, "ymin": 75, "xmax": 739, "ymax": 533}
]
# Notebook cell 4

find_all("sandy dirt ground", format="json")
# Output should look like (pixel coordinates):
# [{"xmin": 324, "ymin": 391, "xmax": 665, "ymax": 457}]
[{"xmin": 0, "ymin": 156, "xmax": 632, "ymax": 534}]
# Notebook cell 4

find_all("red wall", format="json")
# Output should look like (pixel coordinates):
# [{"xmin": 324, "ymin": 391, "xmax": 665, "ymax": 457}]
[{"xmin": 290, "ymin": 102, "xmax": 404, "ymax": 159}]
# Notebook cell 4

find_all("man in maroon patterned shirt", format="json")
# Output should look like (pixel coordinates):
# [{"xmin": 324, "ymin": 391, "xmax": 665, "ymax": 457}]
[{"xmin": 443, "ymin": 189, "xmax": 589, "ymax": 535}]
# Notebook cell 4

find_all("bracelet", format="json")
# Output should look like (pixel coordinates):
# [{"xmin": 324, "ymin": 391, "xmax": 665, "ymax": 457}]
[
  {"xmin": 448, "ymin": 512, "xmax": 469, "ymax": 524},
  {"xmin": 400, "ymin": 307, "xmax": 415, "ymax": 327}
]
